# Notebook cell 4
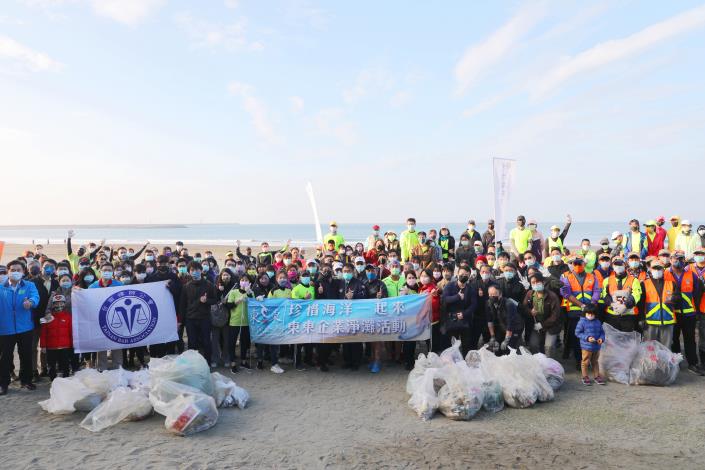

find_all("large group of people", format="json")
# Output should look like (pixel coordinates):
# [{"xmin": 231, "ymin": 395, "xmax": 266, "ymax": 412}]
[{"xmin": 2, "ymin": 215, "xmax": 705, "ymax": 395}]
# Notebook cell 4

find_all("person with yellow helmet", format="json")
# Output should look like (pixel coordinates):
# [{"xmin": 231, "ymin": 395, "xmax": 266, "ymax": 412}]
[
  {"xmin": 323, "ymin": 221, "xmax": 345, "ymax": 251},
  {"xmin": 543, "ymin": 214, "xmax": 572, "ymax": 260}
]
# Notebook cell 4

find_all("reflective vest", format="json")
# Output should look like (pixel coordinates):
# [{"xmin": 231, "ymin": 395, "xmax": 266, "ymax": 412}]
[
  {"xmin": 564, "ymin": 272, "xmax": 596, "ymax": 311},
  {"xmin": 665, "ymin": 269, "xmax": 695, "ymax": 315},
  {"xmin": 605, "ymin": 274, "xmax": 638, "ymax": 315},
  {"xmin": 690, "ymin": 264, "xmax": 705, "ymax": 313},
  {"xmin": 643, "ymin": 279, "xmax": 675, "ymax": 325},
  {"xmin": 547, "ymin": 237, "xmax": 565, "ymax": 254},
  {"xmin": 439, "ymin": 238, "xmax": 450, "ymax": 260}
]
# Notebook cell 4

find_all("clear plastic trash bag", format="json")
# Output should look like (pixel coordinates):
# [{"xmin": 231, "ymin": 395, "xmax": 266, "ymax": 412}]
[
  {"xmin": 211, "ymin": 372, "xmax": 249, "ymax": 409},
  {"xmin": 80, "ymin": 387, "xmax": 153, "ymax": 432},
  {"xmin": 479, "ymin": 346, "xmax": 537, "ymax": 408},
  {"xmin": 436, "ymin": 363, "xmax": 485, "ymax": 420},
  {"xmin": 481, "ymin": 380, "xmax": 504, "ymax": 413},
  {"xmin": 407, "ymin": 368, "xmax": 439, "ymax": 421},
  {"xmin": 38, "ymin": 377, "xmax": 103, "ymax": 414},
  {"xmin": 149, "ymin": 350, "xmax": 214, "ymax": 396},
  {"xmin": 629, "ymin": 340, "xmax": 683, "ymax": 386},
  {"xmin": 516, "ymin": 347, "xmax": 554, "ymax": 402},
  {"xmin": 406, "ymin": 352, "xmax": 443, "ymax": 395},
  {"xmin": 598, "ymin": 323, "xmax": 640, "ymax": 384},
  {"xmin": 440, "ymin": 337, "xmax": 464, "ymax": 364},
  {"xmin": 533, "ymin": 353, "xmax": 565, "ymax": 391},
  {"xmin": 149, "ymin": 379, "xmax": 218, "ymax": 436}
]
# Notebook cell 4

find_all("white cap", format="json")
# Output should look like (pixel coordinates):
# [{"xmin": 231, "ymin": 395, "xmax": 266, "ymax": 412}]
[
  {"xmin": 354, "ymin": 256, "xmax": 366, "ymax": 264},
  {"xmin": 306, "ymin": 259, "xmax": 318, "ymax": 265},
  {"xmin": 333, "ymin": 262, "xmax": 343, "ymax": 270},
  {"xmin": 681, "ymin": 219, "xmax": 692, "ymax": 226},
  {"xmin": 611, "ymin": 231, "xmax": 622, "ymax": 240}
]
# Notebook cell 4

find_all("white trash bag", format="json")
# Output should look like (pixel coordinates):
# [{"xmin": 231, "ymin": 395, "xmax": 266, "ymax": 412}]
[
  {"xmin": 80, "ymin": 387, "xmax": 153, "ymax": 432},
  {"xmin": 39, "ymin": 377, "xmax": 103, "ymax": 414},
  {"xmin": 149, "ymin": 379, "xmax": 218, "ymax": 436},
  {"xmin": 516, "ymin": 348, "xmax": 554, "ymax": 402},
  {"xmin": 629, "ymin": 340, "xmax": 683, "ymax": 386},
  {"xmin": 598, "ymin": 323, "xmax": 640, "ymax": 384},
  {"xmin": 436, "ymin": 363, "xmax": 485, "ymax": 420},
  {"xmin": 408, "ymin": 368, "xmax": 439, "ymax": 421},
  {"xmin": 440, "ymin": 337, "xmax": 464, "ymax": 364},
  {"xmin": 481, "ymin": 380, "xmax": 504, "ymax": 413},
  {"xmin": 211, "ymin": 372, "xmax": 249, "ymax": 409},
  {"xmin": 534, "ymin": 353, "xmax": 565, "ymax": 391},
  {"xmin": 149, "ymin": 350, "xmax": 214, "ymax": 396},
  {"xmin": 406, "ymin": 352, "xmax": 443, "ymax": 395}
]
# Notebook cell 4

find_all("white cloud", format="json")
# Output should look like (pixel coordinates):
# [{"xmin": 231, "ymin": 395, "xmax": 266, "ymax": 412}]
[
  {"xmin": 0, "ymin": 35, "xmax": 63, "ymax": 71},
  {"xmin": 89, "ymin": 0, "xmax": 166, "ymax": 25},
  {"xmin": 533, "ymin": 3, "xmax": 705, "ymax": 98},
  {"xmin": 175, "ymin": 12, "xmax": 263, "ymax": 51},
  {"xmin": 314, "ymin": 108, "xmax": 356, "ymax": 145},
  {"xmin": 454, "ymin": 3, "xmax": 546, "ymax": 96},
  {"xmin": 389, "ymin": 90, "xmax": 411, "ymax": 108},
  {"xmin": 289, "ymin": 96, "xmax": 304, "ymax": 112},
  {"xmin": 342, "ymin": 67, "xmax": 394, "ymax": 104},
  {"xmin": 224, "ymin": 0, "xmax": 239, "ymax": 9},
  {"xmin": 227, "ymin": 81, "xmax": 278, "ymax": 143}
]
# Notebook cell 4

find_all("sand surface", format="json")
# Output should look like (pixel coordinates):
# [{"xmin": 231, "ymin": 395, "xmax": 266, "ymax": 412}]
[{"xmin": 1, "ymin": 357, "xmax": 704, "ymax": 469}]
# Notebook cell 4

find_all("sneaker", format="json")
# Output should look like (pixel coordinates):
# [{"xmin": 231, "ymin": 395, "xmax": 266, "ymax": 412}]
[
  {"xmin": 581, "ymin": 376, "xmax": 592, "ymax": 386},
  {"xmin": 270, "ymin": 364, "xmax": 284, "ymax": 374},
  {"xmin": 256, "ymin": 361, "xmax": 264, "ymax": 370},
  {"xmin": 210, "ymin": 362, "xmax": 217, "ymax": 368},
  {"xmin": 294, "ymin": 363, "xmax": 306, "ymax": 371},
  {"xmin": 594, "ymin": 376, "xmax": 606, "ymax": 385},
  {"xmin": 21, "ymin": 383, "xmax": 37, "ymax": 391},
  {"xmin": 370, "ymin": 362, "xmax": 381, "ymax": 374},
  {"xmin": 0, "ymin": 386, "xmax": 7, "ymax": 396},
  {"xmin": 230, "ymin": 365, "xmax": 239, "ymax": 374},
  {"xmin": 231, "ymin": 361, "xmax": 237, "ymax": 368},
  {"xmin": 687, "ymin": 365, "xmax": 703, "ymax": 376},
  {"xmin": 10, "ymin": 372, "xmax": 18, "ymax": 382}
]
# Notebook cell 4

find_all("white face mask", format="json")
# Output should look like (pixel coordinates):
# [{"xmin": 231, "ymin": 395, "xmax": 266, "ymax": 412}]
[
  {"xmin": 651, "ymin": 270, "xmax": 663, "ymax": 279},
  {"xmin": 467, "ymin": 225, "xmax": 475, "ymax": 231},
  {"xmin": 613, "ymin": 265, "xmax": 625, "ymax": 275},
  {"xmin": 599, "ymin": 261, "xmax": 610, "ymax": 270},
  {"xmin": 581, "ymin": 245, "xmax": 590, "ymax": 251},
  {"xmin": 552, "ymin": 255, "xmax": 561, "ymax": 262}
]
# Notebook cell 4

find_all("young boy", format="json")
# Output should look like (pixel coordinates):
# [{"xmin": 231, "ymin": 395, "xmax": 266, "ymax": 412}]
[
  {"xmin": 40, "ymin": 293, "xmax": 73, "ymax": 380},
  {"xmin": 575, "ymin": 304, "xmax": 606, "ymax": 385}
]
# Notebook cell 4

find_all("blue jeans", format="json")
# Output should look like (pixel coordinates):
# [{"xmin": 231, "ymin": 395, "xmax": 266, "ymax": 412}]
[{"xmin": 185, "ymin": 318, "xmax": 212, "ymax": 365}]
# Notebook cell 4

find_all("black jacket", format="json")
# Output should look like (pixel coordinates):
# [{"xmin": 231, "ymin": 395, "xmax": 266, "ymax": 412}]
[
  {"xmin": 487, "ymin": 297, "xmax": 523, "ymax": 333},
  {"xmin": 441, "ymin": 280, "xmax": 477, "ymax": 327},
  {"xmin": 363, "ymin": 278, "xmax": 388, "ymax": 299},
  {"xmin": 179, "ymin": 279, "xmax": 217, "ymax": 321},
  {"xmin": 454, "ymin": 245, "xmax": 476, "ymax": 268},
  {"xmin": 335, "ymin": 277, "xmax": 366, "ymax": 300},
  {"xmin": 498, "ymin": 277, "xmax": 526, "ymax": 304}
]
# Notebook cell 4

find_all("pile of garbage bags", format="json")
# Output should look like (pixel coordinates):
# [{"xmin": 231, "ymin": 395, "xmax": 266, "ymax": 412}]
[
  {"xmin": 406, "ymin": 340, "xmax": 564, "ymax": 421},
  {"xmin": 598, "ymin": 323, "xmax": 683, "ymax": 386},
  {"xmin": 39, "ymin": 350, "xmax": 249, "ymax": 436}
]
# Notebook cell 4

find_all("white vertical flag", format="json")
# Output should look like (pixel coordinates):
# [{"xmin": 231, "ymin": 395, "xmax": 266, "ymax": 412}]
[
  {"xmin": 305, "ymin": 181, "xmax": 324, "ymax": 244},
  {"xmin": 493, "ymin": 158, "xmax": 516, "ymax": 242}
]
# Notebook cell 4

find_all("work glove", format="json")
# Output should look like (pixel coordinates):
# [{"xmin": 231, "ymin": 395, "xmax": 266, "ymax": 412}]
[
  {"xmin": 500, "ymin": 337, "xmax": 510, "ymax": 351},
  {"xmin": 255, "ymin": 295, "xmax": 264, "ymax": 301},
  {"xmin": 612, "ymin": 303, "xmax": 627, "ymax": 315},
  {"xmin": 539, "ymin": 266, "xmax": 551, "ymax": 278},
  {"xmin": 533, "ymin": 322, "xmax": 543, "ymax": 332},
  {"xmin": 487, "ymin": 336, "xmax": 499, "ymax": 352},
  {"xmin": 518, "ymin": 274, "xmax": 530, "ymax": 289}
]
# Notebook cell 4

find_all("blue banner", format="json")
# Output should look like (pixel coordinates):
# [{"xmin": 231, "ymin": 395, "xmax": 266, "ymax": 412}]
[{"xmin": 247, "ymin": 294, "xmax": 432, "ymax": 345}]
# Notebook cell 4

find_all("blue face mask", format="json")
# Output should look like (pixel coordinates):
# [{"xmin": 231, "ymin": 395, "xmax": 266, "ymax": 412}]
[
  {"xmin": 342, "ymin": 272, "xmax": 353, "ymax": 282},
  {"xmin": 84, "ymin": 274, "xmax": 95, "ymax": 283},
  {"xmin": 355, "ymin": 264, "xmax": 365, "ymax": 273},
  {"xmin": 102, "ymin": 271, "xmax": 113, "ymax": 280},
  {"xmin": 503, "ymin": 271, "xmax": 515, "ymax": 280},
  {"xmin": 10, "ymin": 272, "xmax": 23, "ymax": 282},
  {"xmin": 532, "ymin": 283, "xmax": 544, "ymax": 292},
  {"xmin": 60, "ymin": 281, "xmax": 72, "ymax": 289},
  {"xmin": 300, "ymin": 277, "xmax": 311, "ymax": 286},
  {"xmin": 267, "ymin": 271, "xmax": 275, "ymax": 278},
  {"xmin": 278, "ymin": 279, "xmax": 288, "ymax": 287},
  {"xmin": 191, "ymin": 271, "xmax": 202, "ymax": 281},
  {"xmin": 201, "ymin": 264, "xmax": 210, "ymax": 272},
  {"xmin": 309, "ymin": 266, "xmax": 318, "ymax": 274},
  {"xmin": 44, "ymin": 266, "xmax": 55, "ymax": 275},
  {"xmin": 366, "ymin": 272, "xmax": 376, "ymax": 281}
]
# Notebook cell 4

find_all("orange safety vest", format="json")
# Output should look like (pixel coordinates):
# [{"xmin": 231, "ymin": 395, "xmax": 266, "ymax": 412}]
[
  {"xmin": 643, "ymin": 278, "xmax": 675, "ymax": 325},
  {"xmin": 564, "ymin": 272, "xmax": 596, "ymax": 312},
  {"xmin": 690, "ymin": 264, "xmax": 705, "ymax": 313},
  {"xmin": 665, "ymin": 268, "xmax": 696, "ymax": 315},
  {"xmin": 605, "ymin": 274, "xmax": 639, "ymax": 315}
]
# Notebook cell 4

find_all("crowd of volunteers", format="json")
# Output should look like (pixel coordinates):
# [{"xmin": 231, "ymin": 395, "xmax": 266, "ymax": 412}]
[{"xmin": 2, "ymin": 215, "xmax": 705, "ymax": 395}]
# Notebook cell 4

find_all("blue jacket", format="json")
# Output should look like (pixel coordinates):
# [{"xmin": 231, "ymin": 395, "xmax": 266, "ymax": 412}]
[
  {"xmin": 0, "ymin": 280, "xmax": 41, "ymax": 335},
  {"xmin": 574, "ymin": 316, "xmax": 605, "ymax": 352},
  {"xmin": 625, "ymin": 231, "xmax": 647, "ymax": 259}
]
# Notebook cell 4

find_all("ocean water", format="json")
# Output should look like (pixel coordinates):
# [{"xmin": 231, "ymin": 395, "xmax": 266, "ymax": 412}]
[{"xmin": 0, "ymin": 222, "xmax": 630, "ymax": 247}]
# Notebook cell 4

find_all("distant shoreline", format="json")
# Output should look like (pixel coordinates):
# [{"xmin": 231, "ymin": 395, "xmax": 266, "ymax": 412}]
[{"xmin": 0, "ymin": 224, "xmax": 190, "ymax": 229}]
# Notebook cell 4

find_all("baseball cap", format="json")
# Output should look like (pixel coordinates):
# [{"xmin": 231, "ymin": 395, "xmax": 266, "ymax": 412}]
[
  {"xmin": 658, "ymin": 249, "xmax": 671, "ymax": 256},
  {"xmin": 656, "ymin": 216, "xmax": 665, "ymax": 223},
  {"xmin": 329, "ymin": 221, "xmax": 338, "ymax": 226},
  {"xmin": 694, "ymin": 247, "xmax": 705, "ymax": 255},
  {"xmin": 599, "ymin": 237, "xmax": 609, "ymax": 245},
  {"xmin": 354, "ymin": 256, "xmax": 366, "ymax": 264},
  {"xmin": 651, "ymin": 260, "xmax": 664, "ymax": 269},
  {"xmin": 306, "ymin": 259, "xmax": 318, "ymax": 265},
  {"xmin": 487, "ymin": 219, "xmax": 495, "ymax": 224},
  {"xmin": 225, "ymin": 251, "xmax": 234, "ymax": 257},
  {"xmin": 372, "ymin": 224, "xmax": 380, "ymax": 231},
  {"xmin": 643, "ymin": 219, "xmax": 656, "ymax": 226},
  {"xmin": 528, "ymin": 218, "xmax": 538, "ymax": 225},
  {"xmin": 549, "ymin": 224, "xmax": 560, "ymax": 231},
  {"xmin": 611, "ymin": 231, "xmax": 622, "ymax": 240},
  {"xmin": 670, "ymin": 215, "xmax": 680, "ymax": 221},
  {"xmin": 681, "ymin": 219, "xmax": 692, "ymax": 226},
  {"xmin": 598, "ymin": 253, "xmax": 611, "ymax": 260},
  {"xmin": 627, "ymin": 252, "xmax": 640, "ymax": 259}
]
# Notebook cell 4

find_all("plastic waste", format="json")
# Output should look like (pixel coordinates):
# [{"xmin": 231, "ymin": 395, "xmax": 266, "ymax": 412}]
[
  {"xmin": 407, "ymin": 368, "xmax": 439, "ymax": 421},
  {"xmin": 149, "ymin": 350, "xmax": 214, "ymax": 396},
  {"xmin": 80, "ymin": 387, "xmax": 153, "ymax": 432},
  {"xmin": 211, "ymin": 372, "xmax": 249, "ymax": 409},
  {"xmin": 406, "ymin": 352, "xmax": 443, "ymax": 395},
  {"xmin": 440, "ymin": 337, "xmax": 464, "ymax": 364},
  {"xmin": 38, "ymin": 377, "xmax": 102, "ymax": 414},
  {"xmin": 598, "ymin": 323, "xmax": 641, "ymax": 384},
  {"xmin": 149, "ymin": 379, "xmax": 218, "ymax": 436},
  {"xmin": 534, "ymin": 353, "xmax": 565, "ymax": 391},
  {"xmin": 481, "ymin": 380, "xmax": 504, "ymax": 413},
  {"xmin": 436, "ymin": 363, "xmax": 484, "ymax": 420},
  {"xmin": 629, "ymin": 340, "xmax": 682, "ymax": 386}
]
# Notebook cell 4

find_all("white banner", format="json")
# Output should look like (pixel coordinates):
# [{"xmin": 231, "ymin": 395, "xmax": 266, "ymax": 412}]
[
  {"xmin": 71, "ymin": 281, "xmax": 178, "ymax": 353},
  {"xmin": 493, "ymin": 157, "xmax": 516, "ymax": 242}
]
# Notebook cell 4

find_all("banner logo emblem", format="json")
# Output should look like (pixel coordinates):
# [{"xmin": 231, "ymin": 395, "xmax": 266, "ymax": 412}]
[{"xmin": 99, "ymin": 290, "xmax": 159, "ymax": 344}]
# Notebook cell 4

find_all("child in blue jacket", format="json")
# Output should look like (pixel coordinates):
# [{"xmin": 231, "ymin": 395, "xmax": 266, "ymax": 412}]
[{"xmin": 574, "ymin": 304, "xmax": 606, "ymax": 386}]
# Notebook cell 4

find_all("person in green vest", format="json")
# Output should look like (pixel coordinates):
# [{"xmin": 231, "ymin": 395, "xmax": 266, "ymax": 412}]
[
  {"xmin": 576, "ymin": 238, "xmax": 597, "ymax": 273},
  {"xmin": 259, "ymin": 272, "xmax": 291, "ymax": 374},
  {"xmin": 400, "ymin": 217, "xmax": 420, "ymax": 263},
  {"xmin": 291, "ymin": 270, "xmax": 316, "ymax": 370},
  {"xmin": 226, "ymin": 274, "xmax": 254, "ymax": 373},
  {"xmin": 543, "ymin": 214, "xmax": 572, "ymax": 259},
  {"xmin": 323, "ymin": 221, "xmax": 345, "ymax": 250},
  {"xmin": 509, "ymin": 215, "xmax": 532, "ymax": 258}
]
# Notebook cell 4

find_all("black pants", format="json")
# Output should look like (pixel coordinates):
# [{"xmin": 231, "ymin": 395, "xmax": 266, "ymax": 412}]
[
  {"xmin": 317, "ymin": 344, "xmax": 331, "ymax": 366},
  {"xmin": 47, "ymin": 348, "xmax": 71, "ymax": 379},
  {"xmin": 430, "ymin": 323, "xmax": 450, "ymax": 354},
  {"xmin": 565, "ymin": 316, "xmax": 582, "ymax": 364},
  {"xmin": 402, "ymin": 341, "xmax": 416, "ymax": 367},
  {"xmin": 0, "ymin": 330, "xmax": 33, "ymax": 387},
  {"xmin": 603, "ymin": 314, "xmax": 638, "ymax": 333},
  {"xmin": 123, "ymin": 347, "xmax": 146, "ymax": 367},
  {"xmin": 343, "ymin": 343, "xmax": 362, "ymax": 368},
  {"xmin": 185, "ymin": 318, "xmax": 212, "ymax": 365},
  {"xmin": 294, "ymin": 344, "xmax": 313, "ymax": 366},
  {"xmin": 229, "ymin": 325, "xmax": 251, "ymax": 362},
  {"xmin": 176, "ymin": 323, "xmax": 186, "ymax": 353},
  {"xmin": 672, "ymin": 314, "xmax": 698, "ymax": 366}
]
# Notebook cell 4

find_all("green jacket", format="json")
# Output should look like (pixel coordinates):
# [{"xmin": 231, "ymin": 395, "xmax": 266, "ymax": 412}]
[
  {"xmin": 324, "ymin": 232, "xmax": 345, "ymax": 250},
  {"xmin": 227, "ymin": 288, "xmax": 250, "ymax": 327},
  {"xmin": 400, "ymin": 230, "xmax": 420, "ymax": 262},
  {"xmin": 268, "ymin": 287, "xmax": 292, "ymax": 299},
  {"xmin": 292, "ymin": 283, "xmax": 315, "ymax": 300},
  {"xmin": 383, "ymin": 276, "xmax": 406, "ymax": 297},
  {"xmin": 576, "ymin": 249, "xmax": 597, "ymax": 273}
]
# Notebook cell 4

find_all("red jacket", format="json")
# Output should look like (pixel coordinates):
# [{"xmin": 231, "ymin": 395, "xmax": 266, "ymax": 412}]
[
  {"xmin": 419, "ymin": 283, "xmax": 441, "ymax": 323},
  {"xmin": 40, "ymin": 311, "xmax": 73, "ymax": 349},
  {"xmin": 647, "ymin": 227, "xmax": 667, "ymax": 257}
]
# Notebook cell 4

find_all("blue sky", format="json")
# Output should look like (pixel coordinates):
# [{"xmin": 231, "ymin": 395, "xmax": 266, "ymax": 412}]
[{"xmin": 1, "ymin": 0, "xmax": 704, "ymax": 225}]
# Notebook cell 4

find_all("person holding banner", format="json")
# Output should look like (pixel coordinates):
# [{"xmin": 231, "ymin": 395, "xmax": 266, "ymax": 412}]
[
  {"xmin": 363, "ymin": 263, "xmax": 388, "ymax": 373},
  {"xmin": 1, "ymin": 261, "xmax": 40, "ymax": 395},
  {"xmin": 88, "ymin": 263, "xmax": 124, "ymax": 370},
  {"xmin": 226, "ymin": 274, "xmax": 253, "ymax": 373},
  {"xmin": 337, "ymin": 263, "xmax": 366, "ymax": 370}
]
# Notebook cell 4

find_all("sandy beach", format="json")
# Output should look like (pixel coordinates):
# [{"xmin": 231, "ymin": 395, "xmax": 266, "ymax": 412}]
[{"xmin": 1, "ymin": 357, "xmax": 704, "ymax": 469}]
